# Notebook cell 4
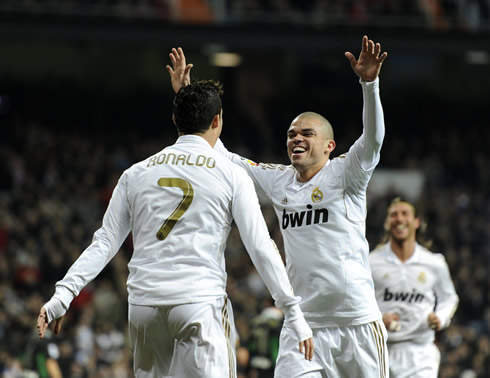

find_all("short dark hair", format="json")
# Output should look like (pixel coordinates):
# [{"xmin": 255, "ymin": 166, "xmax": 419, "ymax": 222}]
[{"xmin": 172, "ymin": 80, "xmax": 224, "ymax": 134}]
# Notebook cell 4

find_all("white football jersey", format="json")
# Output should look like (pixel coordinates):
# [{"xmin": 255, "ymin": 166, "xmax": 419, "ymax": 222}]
[
  {"xmin": 369, "ymin": 243, "xmax": 459, "ymax": 344},
  {"xmin": 51, "ymin": 135, "xmax": 306, "ymax": 324},
  {"xmin": 215, "ymin": 79, "xmax": 385, "ymax": 327}
]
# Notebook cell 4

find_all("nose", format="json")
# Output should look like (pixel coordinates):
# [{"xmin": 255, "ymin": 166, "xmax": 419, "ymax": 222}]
[
  {"xmin": 292, "ymin": 134, "xmax": 303, "ymax": 143},
  {"xmin": 393, "ymin": 213, "xmax": 404, "ymax": 222}
]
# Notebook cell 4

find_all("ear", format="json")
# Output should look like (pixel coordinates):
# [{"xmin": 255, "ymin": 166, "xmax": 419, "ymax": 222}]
[
  {"xmin": 414, "ymin": 217, "xmax": 421, "ymax": 231},
  {"xmin": 211, "ymin": 113, "xmax": 220, "ymax": 130},
  {"xmin": 384, "ymin": 217, "xmax": 390, "ymax": 232},
  {"xmin": 172, "ymin": 114, "xmax": 177, "ymax": 126},
  {"xmin": 325, "ymin": 139, "xmax": 336, "ymax": 154}
]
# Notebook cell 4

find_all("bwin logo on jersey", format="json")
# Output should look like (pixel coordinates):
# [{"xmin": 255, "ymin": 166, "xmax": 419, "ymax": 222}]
[
  {"xmin": 383, "ymin": 288, "xmax": 425, "ymax": 303},
  {"xmin": 282, "ymin": 205, "xmax": 328, "ymax": 229}
]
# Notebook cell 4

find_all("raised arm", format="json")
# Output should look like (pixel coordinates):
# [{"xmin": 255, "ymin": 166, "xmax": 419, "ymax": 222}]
[
  {"xmin": 344, "ymin": 36, "xmax": 387, "ymax": 175},
  {"xmin": 166, "ymin": 47, "xmax": 193, "ymax": 94}
]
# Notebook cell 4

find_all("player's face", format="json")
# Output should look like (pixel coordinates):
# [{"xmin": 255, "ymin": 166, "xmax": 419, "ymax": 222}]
[
  {"xmin": 286, "ymin": 118, "xmax": 332, "ymax": 175},
  {"xmin": 386, "ymin": 202, "xmax": 420, "ymax": 242}
]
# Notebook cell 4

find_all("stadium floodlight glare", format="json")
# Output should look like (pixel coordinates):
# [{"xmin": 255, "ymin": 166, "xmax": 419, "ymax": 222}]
[
  {"xmin": 210, "ymin": 52, "xmax": 242, "ymax": 67},
  {"xmin": 465, "ymin": 50, "xmax": 489, "ymax": 65}
]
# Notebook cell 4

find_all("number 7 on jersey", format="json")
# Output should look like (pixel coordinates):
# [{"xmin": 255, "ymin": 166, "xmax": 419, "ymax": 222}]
[{"xmin": 156, "ymin": 177, "xmax": 194, "ymax": 240}]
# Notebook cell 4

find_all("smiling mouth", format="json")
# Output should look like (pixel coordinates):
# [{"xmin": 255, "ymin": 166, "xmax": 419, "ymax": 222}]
[
  {"xmin": 292, "ymin": 146, "xmax": 306, "ymax": 154},
  {"xmin": 392, "ymin": 224, "xmax": 407, "ymax": 232}
]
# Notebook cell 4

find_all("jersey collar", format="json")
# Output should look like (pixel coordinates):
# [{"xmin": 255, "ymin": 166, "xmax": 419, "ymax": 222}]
[
  {"xmin": 176, "ymin": 134, "xmax": 212, "ymax": 148},
  {"xmin": 386, "ymin": 242, "xmax": 421, "ymax": 264}
]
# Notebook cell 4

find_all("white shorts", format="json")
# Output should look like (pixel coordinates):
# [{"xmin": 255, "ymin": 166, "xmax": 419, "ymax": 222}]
[
  {"xmin": 128, "ymin": 296, "xmax": 237, "ymax": 378},
  {"xmin": 274, "ymin": 319, "xmax": 388, "ymax": 378},
  {"xmin": 388, "ymin": 341, "xmax": 440, "ymax": 378}
]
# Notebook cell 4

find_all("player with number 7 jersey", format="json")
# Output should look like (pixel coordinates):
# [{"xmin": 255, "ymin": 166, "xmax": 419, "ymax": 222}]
[{"xmin": 37, "ymin": 79, "xmax": 313, "ymax": 377}]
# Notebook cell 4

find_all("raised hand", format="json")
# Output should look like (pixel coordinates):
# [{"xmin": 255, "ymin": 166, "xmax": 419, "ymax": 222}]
[
  {"xmin": 345, "ymin": 35, "xmax": 388, "ymax": 82},
  {"xmin": 166, "ymin": 47, "xmax": 193, "ymax": 94}
]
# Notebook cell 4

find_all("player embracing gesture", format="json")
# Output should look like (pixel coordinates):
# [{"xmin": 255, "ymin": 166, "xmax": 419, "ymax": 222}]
[{"xmin": 168, "ymin": 35, "xmax": 390, "ymax": 377}]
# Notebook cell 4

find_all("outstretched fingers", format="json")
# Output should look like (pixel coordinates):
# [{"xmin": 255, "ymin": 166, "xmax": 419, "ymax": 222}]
[
  {"xmin": 378, "ymin": 51, "xmax": 388, "ymax": 64},
  {"xmin": 37, "ymin": 307, "xmax": 48, "ymax": 339},
  {"xmin": 375, "ymin": 42, "xmax": 381, "ymax": 58},
  {"xmin": 166, "ymin": 46, "xmax": 193, "ymax": 93},
  {"xmin": 168, "ymin": 47, "xmax": 186, "ymax": 70},
  {"xmin": 361, "ymin": 35, "xmax": 368, "ymax": 52},
  {"xmin": 368, "ymin": 38, "xmax": 375, "ymax": 55},
  {"xmin": 344, "ymin": 51, "xmax": 357, "ymax": 65}
]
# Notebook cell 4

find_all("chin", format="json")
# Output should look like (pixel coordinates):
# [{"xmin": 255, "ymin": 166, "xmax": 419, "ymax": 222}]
[{"xmin": 392, "ymin": 234, "xmax": 408, "ymax": 243}]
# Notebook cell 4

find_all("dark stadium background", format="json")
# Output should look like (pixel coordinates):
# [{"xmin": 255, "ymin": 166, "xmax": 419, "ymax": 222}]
[{"xmin": 0, "ymin": 2, "xmax": 489, "ymax": 377}]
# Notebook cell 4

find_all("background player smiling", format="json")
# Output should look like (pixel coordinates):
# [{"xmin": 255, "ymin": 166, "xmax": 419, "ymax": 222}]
[{"xmin": 369, "ymin": 197, "xmax": 459, "ymax": 378}]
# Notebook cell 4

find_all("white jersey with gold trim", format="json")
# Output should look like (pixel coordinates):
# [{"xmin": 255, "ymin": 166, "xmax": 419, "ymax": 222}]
[
  {"xmin": 369, "ymin": 242, "xmax": 459, "ymax": 344},
  {"xmin": 215, "ymin": 79, "xmax": 384, "ymax": 327},
  {"xmin": 51, "ymin": 135, "xmax": 306, "ymax": 325}
]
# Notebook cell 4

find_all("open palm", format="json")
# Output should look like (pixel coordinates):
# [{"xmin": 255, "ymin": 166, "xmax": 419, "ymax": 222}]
[{"xmin": 345, "ymin": 36, "xmax": 388, "ymax": 82}]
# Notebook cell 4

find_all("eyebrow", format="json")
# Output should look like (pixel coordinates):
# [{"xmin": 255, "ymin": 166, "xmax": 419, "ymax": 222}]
[{"xmin": 287, "ymin": 127, "xmax": 316, "ymax": 135}]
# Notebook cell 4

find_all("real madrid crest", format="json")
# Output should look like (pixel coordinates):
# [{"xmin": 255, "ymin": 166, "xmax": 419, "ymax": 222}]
[
  {"xmin": 311, "ymin": 187, "xmax": 323, "ymax": 203},
  {"xmin": 417, "ymin": 272, "xmax": 427, "ymax": 284}
]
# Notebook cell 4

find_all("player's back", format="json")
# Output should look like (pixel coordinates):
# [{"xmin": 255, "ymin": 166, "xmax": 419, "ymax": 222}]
[{"xmin": 124, "ymin": 135, "xmax": 238, "ymax": 306}]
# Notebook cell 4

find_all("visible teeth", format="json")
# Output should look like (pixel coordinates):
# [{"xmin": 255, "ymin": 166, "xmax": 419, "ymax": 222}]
[{"xmin": 293, "ymin": 147, "xmax": 305, "ymax": 153}]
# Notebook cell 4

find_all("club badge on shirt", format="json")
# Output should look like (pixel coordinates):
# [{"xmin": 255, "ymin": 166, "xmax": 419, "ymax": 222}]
[{"xmin": 311, "ymin": 187, "xmax": 323, "ymax": 203}]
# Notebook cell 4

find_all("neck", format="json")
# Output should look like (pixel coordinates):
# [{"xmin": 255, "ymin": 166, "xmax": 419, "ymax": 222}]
[
  {"xmin": 390, "ymin": 238, "xmax": 416, "ymax": 262},
  {"xmin": 295, "ymin": 160, "xmax": 328, "ymax": 183}
]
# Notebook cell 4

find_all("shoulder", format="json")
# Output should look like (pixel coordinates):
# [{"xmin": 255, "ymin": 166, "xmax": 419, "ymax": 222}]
[
  {"xmin": 122, "ymin": 156, "xmax": 154, "ymax": 179},
  {"xmin": 208, "ymin": 151, "xmax": 255, "ymax": 185},
  {"xmin": 257, "ymin": 162, "xmax": 293, "ymax": 172},
  {"xmin": 331, "ymin": 153, "xmax": 348, "ymax": 163},
  {"xmin": 329, "ymin": 152, "xmax": 353, "ymax": 174},
  {"xmin": 369, "ymin": 244, "xmax": 389, "ymax": 262},
  {"xmin": 235, "ymin": 156, "xmax": 294, "ymax": 175},
  {"xmin": 416, "ymin": 245, "xmax": 449, "ymax": 268}
]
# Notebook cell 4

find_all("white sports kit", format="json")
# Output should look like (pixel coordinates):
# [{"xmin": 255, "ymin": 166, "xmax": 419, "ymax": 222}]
[
  {"xmin": 369, "ymin": 243, "xmax": 459, "ymax": 378},
  {"xmin": 46, "ymin": 135, "xmax": 311, "ymax": 377},
  {"xmin": 216, "ymin": 78, "xmax": 389, "ymax": 377}
]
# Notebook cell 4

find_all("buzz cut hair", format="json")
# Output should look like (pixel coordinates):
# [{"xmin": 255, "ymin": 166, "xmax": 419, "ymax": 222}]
[{"xmin": 293, "ymin": 111, "xmax": 334, "ymax": 140}]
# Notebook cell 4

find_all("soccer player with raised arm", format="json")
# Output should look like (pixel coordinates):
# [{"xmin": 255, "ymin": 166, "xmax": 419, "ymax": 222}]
[
  {"xmin": 167, "ymin": 35, "xmax": 389, "ymax": 377},
  {"xmin": 37, "ymin": 80, "xmax": 313, "ymax": 377},
  {"xmin": 369, "ymin": 198, "xmax": 459, "ymax": 378}
]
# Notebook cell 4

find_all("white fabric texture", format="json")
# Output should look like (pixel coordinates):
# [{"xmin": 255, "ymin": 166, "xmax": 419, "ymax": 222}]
[
  {"xmin": 215, "ymin": 79, "xmax": 384, "ymax": 328},
  {"xmin": 46, "ymin": 135, "xmax": 310, "ymax": 339}
]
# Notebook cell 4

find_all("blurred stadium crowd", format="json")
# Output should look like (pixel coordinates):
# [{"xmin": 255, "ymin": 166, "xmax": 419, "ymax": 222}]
[
  {"xmin": 0, "ymin": 84, "xmax": 488, "ymax": 377},
  {"xmin": 1, "ymin": 1, "xmax": 490, "ymax": 377},
  {"xmin": 0, "ymin": 0, "xmax": 489, "ymax": 31}
]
